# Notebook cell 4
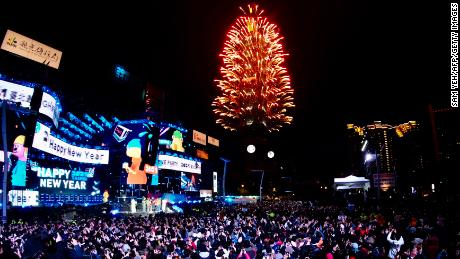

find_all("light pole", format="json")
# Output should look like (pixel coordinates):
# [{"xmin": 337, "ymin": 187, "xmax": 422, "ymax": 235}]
[
  {"xmin": 250, "ymin": 169, "xmax": 265, "ymax": 202},
  {"xmin": 246, "ymin": 144, "xmax": 274, "ymax": 202},
  {"xmin": 220, "ymin": 158, "xmax": 230, "ymax": 197},
  {"xmin": 1, "ymin": 102, "xmax": 8, "ymax": 224}
]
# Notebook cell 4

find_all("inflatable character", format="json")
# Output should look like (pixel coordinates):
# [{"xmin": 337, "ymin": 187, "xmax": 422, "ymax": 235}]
[
  {"xmin": 170, "ymin": 130, "xmax": 185, "ymax": 152},
  {"xmin": 11, "ymin": 135, "xmax": 28, "ymax": 187},
  {"xmin": 103, "ymin": 190, "xmax": 109, "ymax": 203}
]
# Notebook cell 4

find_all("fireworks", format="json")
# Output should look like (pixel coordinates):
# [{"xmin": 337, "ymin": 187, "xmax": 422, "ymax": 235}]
[{"xmin": 212, "ymin": 5, "xmax": 295, "ymax": 132}]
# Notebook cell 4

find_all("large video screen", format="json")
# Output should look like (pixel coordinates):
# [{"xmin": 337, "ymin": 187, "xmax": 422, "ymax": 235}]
[
  {"xmin": 29, "ymin": 161, "xmax": 97, "ymax": 194},
  {"xmin": 0, "ymin": 110, "xmax": 34, "ymax": 188},
  {"xmin": 180, "ymin": 172, "xmax": 199, "ymax": 192},
  {"xmin": 0, "ymin": 134, "xmax": 29, "ymax": 187},
  {"xmin": 158, "ymin": 126, "xmax": 188, "ymax": 153},
  {"xmin": 113, "ymin": 121, "xmax": 159, "ymax": 185},
  {"xmin": 6, "ymin": 159, "xmax": 104, "ymax": 207}
]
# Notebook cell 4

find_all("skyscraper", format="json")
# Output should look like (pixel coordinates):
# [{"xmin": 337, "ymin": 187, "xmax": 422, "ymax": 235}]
[
  {"xmin": 428, "ymin": 105, "xmax": 459, "ymax": 195},
  {"xmin": 347, "ymin": 121, "xmax": 419, "ymax": 192}
]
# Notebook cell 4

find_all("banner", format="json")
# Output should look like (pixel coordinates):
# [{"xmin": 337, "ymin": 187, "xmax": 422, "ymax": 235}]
[
  {"xmin": 1, "ymin": 30, "xmax": 62, "ymax": 69},
  {"xmin": 213, "ymin": 172, "xmax": 218, "ymax": 193},
  {"xmin": 193, "ymin": 130, "xmax": 206, "ymax": 145},
  {"xmin": 39, "ymin": 92, "xmax": 60, "ymax": 127},
  {"xmin": 157, "ymin": 154, "xmax": 201, "ymax": 174},
  {"xmin": 32, "ymin": 122, "xmax": 109, "ymax": 164},
  {"xmin": 0, "ymin": 79, "xmax": 34, "ymax": 108}
]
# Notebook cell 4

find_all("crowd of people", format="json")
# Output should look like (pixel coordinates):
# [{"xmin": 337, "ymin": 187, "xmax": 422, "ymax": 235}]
[{"xmin": 0, "ymin": 197, "xmax": 457, "ymax": 259}]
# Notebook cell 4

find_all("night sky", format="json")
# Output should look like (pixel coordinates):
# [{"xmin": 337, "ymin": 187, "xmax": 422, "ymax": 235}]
[{"xmin": 0, "ymin": 1, "xmax": 450, "ymax": 178}]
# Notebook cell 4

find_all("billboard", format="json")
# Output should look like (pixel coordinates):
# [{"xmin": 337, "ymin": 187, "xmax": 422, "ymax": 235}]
[
  {"xmin": 192, "ymin": 130, "xmax": 206, "ymax": 145},
  {"xmin": 5, "ymin": 157, "xmax": 103, "ymax": 207},
  {"xmin": 1, "ymin": 30, "xmax": 62, "ymax": 69},
  {"xmin": 208, "ymin": 136, "xmax": 219, "ymax": 147},
  {"xmin": 29, "ymin": 162, "xmax": 97, "ymax": 193},
  {"xmin": 196, "ymin": 149, "xmax": 209, "ymax": 160},
  {"xmin": 157, "ymin": 154, "xmax": 201, "ymax": 174},
  {"xmin": 32, "ymin": 122, "xmax": 109, "ymax": 164},
  {"xmin": 39, "ymin": 92, "xmax": 61, "ymax": 127}
]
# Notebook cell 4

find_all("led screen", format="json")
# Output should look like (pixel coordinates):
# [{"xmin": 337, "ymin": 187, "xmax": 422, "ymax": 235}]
[
  {"xmin": 115, "ymin": 121, "xmax": 159, "ymax": 185},
  {"xmin": 0, "ymin": 110, "xmax": 33, "ymax": 188},
  {"xmin": 158, "ymin": 126, "xmax": 187, "ymax": 153},
  {"xmin": 181, "ymin": 172, "xmax": 199, "ymax": 191}
]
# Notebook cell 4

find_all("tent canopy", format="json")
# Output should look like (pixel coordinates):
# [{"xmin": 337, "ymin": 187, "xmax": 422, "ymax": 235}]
[{"xmin": 334, "ymin": 175, "xmax": 370, "ymax": 190}]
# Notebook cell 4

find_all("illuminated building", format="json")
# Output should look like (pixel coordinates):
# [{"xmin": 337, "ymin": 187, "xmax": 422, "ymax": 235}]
[
  {"xmin": 429, "ymin": 106, "xmax": 459, "ymax": 164},
  {"xmin": 347, "ymin": 120, "xmax": 419, "ymax": 191},
  {"xmin": 428, "ymin": 105, "xmax": 459, "ymax": 194}
]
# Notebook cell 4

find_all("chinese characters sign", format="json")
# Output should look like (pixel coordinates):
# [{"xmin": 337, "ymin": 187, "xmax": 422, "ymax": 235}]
[
  {"xmin": 1, "ymin": 30, "xmax": 62, "ymax": 69},
  {"xmin": 207, "ymin": 136, "xmax": 220, "ymax": 147},
  {"xmin": 0, "ymin": 79, "xmax": 34, "ymax": 108},
  {"xmin": 193, "ymin": 130, "xmax": 206, "ymax": 145}
]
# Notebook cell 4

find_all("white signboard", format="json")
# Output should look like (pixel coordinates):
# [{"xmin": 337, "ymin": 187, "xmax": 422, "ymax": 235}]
[
  {"xmin": 200, "ymin": 189, "xmax": 212, "ymax": 198},
  {"xmin": 8, "ymin": 190, "xmax": 39, "ymax": 207},
  {"xmin": 193, "ymin": 130, "xmax": 206, "ymax": 145},
  {"xmin": 1, "ymin": 30, "xmax": 62, "ymax": 69},
  {"xmin": 39, "ymin": 92, "xmax": 60, "ymax": 127},
  {"xmin": 213, "ymin": 172, "xmax": 218, "ymax": 193},
  {"xmin": 0, "ymin": 79, "xmax": 34, "ymax": 108},
  {"xmin": 157, "ymin": 154, "xmax": 201, "ymax": 174},
  {"xmin": 32, "ymin": 122, "xmax": 109, "ymax": 164},
  {"xmin": 208, "ymin": 136, "xmax": 220, "ymax": 147}
]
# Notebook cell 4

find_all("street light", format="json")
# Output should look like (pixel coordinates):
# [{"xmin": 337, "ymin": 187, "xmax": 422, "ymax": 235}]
[
  {"xmin": 267, "ymin": 151, "xmax": 275, "ymax": 159},
  {"xmin": 364, "ymin": 153, "xmax": 374, "ymax": 163},
  {"xmin": 250, "ymin": 169, "xmax": 265, "ymax": 202},
  {"xmin": 247, "ymin": 144, "xmax": 256, "ymax": 154}
]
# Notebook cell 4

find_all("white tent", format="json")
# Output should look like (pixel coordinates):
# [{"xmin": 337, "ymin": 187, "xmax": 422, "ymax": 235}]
[{"xmin": 334, "ymin": 175, "xmax": 370, "ymax": 190}]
